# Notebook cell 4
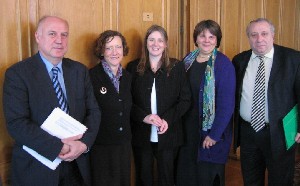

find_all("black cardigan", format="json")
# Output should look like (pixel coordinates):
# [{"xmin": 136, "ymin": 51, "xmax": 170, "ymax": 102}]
[
  {"xmin": 89, "ymin": 63, "xmax": 132, "ymax": 145},
  {"xmin": 127, "ymin": 58, "xmax": 191, "ymax": 150}
]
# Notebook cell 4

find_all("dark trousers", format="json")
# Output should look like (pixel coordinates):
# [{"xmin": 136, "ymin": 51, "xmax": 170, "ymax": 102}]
[
  {"xmin": 176, "ymin": 143, "xmax": 199, "ymax": 186},
  {"xmin": 240, "ymin": 119, "xmax": 295, "ymax": 186},
  {"xmin": 133, "ymin": 143, "xmax": 178, "ymax": 186},
  {"xmin": 197, "ymin": 161, "xmax": 225, "ymax": 186},
  {"xmin": 58, "ymin": 161, "xmax": 85, "ymax": 186}
]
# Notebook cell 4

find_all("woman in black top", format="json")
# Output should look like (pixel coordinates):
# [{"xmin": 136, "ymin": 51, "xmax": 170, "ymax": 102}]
[
  {"xmin": 89, "ymin": 30, "xmax": 132, "ymax": 186},
  {"xmin": 127, "ymin": 25, "xmax": 191, "ymax": 186}
]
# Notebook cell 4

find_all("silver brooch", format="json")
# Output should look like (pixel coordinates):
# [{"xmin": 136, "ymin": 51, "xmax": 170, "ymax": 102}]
[{"xmin": 100, "ymin": 87, "xmax": 107, "ymax": 94}]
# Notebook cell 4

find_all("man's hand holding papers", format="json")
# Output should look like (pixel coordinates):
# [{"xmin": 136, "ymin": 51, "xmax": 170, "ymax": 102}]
[
  {"xmin": 59, "ymin": 134, "xmax": 88, "ymax": 161},
  {"xmin": 23, "ymin": 108, "xmax": 88, "ymax": 169}
]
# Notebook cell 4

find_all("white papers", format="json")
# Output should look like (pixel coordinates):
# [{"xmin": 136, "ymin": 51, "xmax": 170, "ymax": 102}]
[
  {"xmin": 23, "ymin": 108, "xmax": 87, "ymax": 170},
  {"xmin": 23, "ymin": 145, "xmax": 62, "ymax": 170},
  {"xmin": 41, "ymin": 107, "xmax": 87, "ymax": 138}
]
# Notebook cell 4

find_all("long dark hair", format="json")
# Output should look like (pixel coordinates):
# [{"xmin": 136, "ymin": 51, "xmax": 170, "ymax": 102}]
[{"xmin": 137, "ymin": 25, "xmax": 173, "ymax": 75}]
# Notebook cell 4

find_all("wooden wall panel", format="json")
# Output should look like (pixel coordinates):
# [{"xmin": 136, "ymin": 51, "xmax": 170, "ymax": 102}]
[
  {"xmin": 221, "ymin": 0, "xmax": 240, "ymax": 59},
  {"xmin": 265, "ymin": 0, "xmax": 281, "ymax": 42},
  {"xmin": 0, "ymin": 1, "xmax": 29, "ymax": 66},
  {"xmin": 0, "ymin": 1, "xmax": 25, "ymax": 184},
  {"xmin": 119, "ymin": 0, "xmax": 181, "ymax": 65},
  {"xmin": 166, "ymin": 0, "xmax": 180, "ymax": 58},
  {"xmin": 181, "ymin": 0, "xmax": 189, "ymax": 56},
  {"xmin": 1, "ymin": 0, "xmax": 300, "ymax": 185},
  {"xmin": 17, "ymin": 0, "xmax": 32, "ymax": 59},
  {"xmin": 141, "ymin": 0, "xmax": 163, "ymax": 33},
  {"xmin": 119, "ymin": 0, "xmax": 143, "ymax": 65},
  {"xmin": 280, "ymin": 0, "xmax": 297, "ymax": 48}
]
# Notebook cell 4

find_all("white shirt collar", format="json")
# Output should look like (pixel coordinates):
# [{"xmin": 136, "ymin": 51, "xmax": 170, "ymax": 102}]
[{"xmin": 250, "ymin": 47, "xmax": 274, "ymax": 60}]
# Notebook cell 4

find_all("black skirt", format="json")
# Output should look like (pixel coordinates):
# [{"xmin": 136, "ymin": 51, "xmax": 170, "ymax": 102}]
[{"xmin": 90, "ymin": 142, "xmax": 131, "ymax": 186}]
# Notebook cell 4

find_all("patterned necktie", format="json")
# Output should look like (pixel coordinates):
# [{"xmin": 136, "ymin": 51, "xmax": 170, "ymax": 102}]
[
  {"xmin": 52, "ymin": 67, "xmax": 69, "ymax": 113},
  {"xmin": 251, "ymin": 56, "xmax": 265, "ymax": 132}
]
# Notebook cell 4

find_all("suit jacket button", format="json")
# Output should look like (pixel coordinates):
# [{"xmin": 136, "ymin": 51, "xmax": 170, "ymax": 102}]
[
  {"xmin": 119, "ymin": 112, "xmax": 123, "ymax": 116},
  {"xmin": 119, "ymin": 99, "xmax": 122, "ymax": 102},
  {"xmin": 119, "ymin": 127, "xmax": 123, "ymax": 131}
]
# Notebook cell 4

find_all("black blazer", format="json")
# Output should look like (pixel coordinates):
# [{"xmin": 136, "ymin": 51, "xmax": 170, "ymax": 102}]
[
  {"xmin": 89, "ymin": 63, "xmax": 132, "ymax": 145},
  {"xmin": 3, "ymin": 53, "xmax": 101, "ymax": 186},
  {"xmin": 127, "ymin": 58, "xmax": 191, "ymax": 150},
  {"xmin": 232, "ymin": 44, "xmax": 300, "ymax": 159}
]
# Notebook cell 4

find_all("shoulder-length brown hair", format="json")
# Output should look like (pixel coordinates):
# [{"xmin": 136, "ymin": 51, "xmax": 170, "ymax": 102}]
[
  {"xmin": 137, "ymin": 25, "xmax": 173, "ymax": 75},
  {"xmin": 94, "ymin": 30, "xmax": 129, "ymax": 60}
]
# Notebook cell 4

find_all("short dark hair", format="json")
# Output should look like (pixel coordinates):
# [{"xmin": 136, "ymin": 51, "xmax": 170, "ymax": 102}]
[
  {"xmin": 193, "ymin": 20, "xmax": 222, "ymax": 48},
  {"xmin": 94, "ymin": 30, "xmax": 129, "ymax": 59}
]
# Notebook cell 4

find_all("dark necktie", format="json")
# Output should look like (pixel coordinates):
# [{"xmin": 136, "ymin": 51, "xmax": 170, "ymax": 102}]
[
  {"xmin": 251, "ymin": 56, "xmax": 265, "ymax": 132},
  {"xmin": 52, "ymin": 67, "xmax": 69, "ymax": 113}
]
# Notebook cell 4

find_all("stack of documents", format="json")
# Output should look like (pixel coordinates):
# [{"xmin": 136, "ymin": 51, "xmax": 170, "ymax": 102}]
[{"xmin": 23, "ymin": 108, "xmax": 87, "ymax": 170}]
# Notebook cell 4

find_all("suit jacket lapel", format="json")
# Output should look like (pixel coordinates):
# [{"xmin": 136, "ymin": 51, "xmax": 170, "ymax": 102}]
[
  {"xmin": 62, "ymin": 59, "xmax": 76, "ymax": 115},
  {"xmin": 238, "ymin": 51, "xmax": 252, "ymax": 96},
  {"xmin": 268, "ymin": 45, "xmax": 283, "ymax": 86},
  {"xmin": 119, "ymin": 71, "xmax": 129, "ymax": 98},
  {"xmin": 31, "ymin": 54, "xmax": 59, "ymax": 110},
  {"xmin": 240, "ymin": 52, "xmax": 252, "ymax": 77}
]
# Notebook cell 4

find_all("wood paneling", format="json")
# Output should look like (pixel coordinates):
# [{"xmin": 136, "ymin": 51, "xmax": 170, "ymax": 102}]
[
  {"xmin": 0, "ymin": 1, "xmax": 22, "ymax": 184},
  {"xmin": 0, "ymin": 0, "xmax": 300, "ymax": 185},
  {"xmin": 166, "ymin": 0, "xmax": 181, "ymax": 58},
  {"xmin": 265, "ymin": 0, "xmax": 281, "ymax": 42},
  {"xmin": 119, "ymin": 0, "xmax": 143, "ymax": 64},
  {"xmin": 119, "ymin": 0, "xmax": 181, "ymax": 65},
  {"xmin": 280, "ymin": 0, "xmax": 297, "ymax": 48},
  {"xmin": 221, "ymin": 0, "xmax": 240, "ymax": 58}
]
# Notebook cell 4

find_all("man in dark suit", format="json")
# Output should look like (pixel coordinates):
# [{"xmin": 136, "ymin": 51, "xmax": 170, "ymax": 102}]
[
  {"xmin": 3, "ymin": 16, "xmax": 100, "ymax": 186},
  {"xmin": 233, "ymin": 18, "xmax": 300, "ymax": 185}
]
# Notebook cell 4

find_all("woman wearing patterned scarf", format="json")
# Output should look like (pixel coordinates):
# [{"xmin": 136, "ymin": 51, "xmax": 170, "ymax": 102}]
[
  {"xmin": 177, "ymin": 20, "xmax": 236, "ymax": 186},
  {"xmin": 89, "ymin": 30, "xmax": 132, "ymax": 186}
]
